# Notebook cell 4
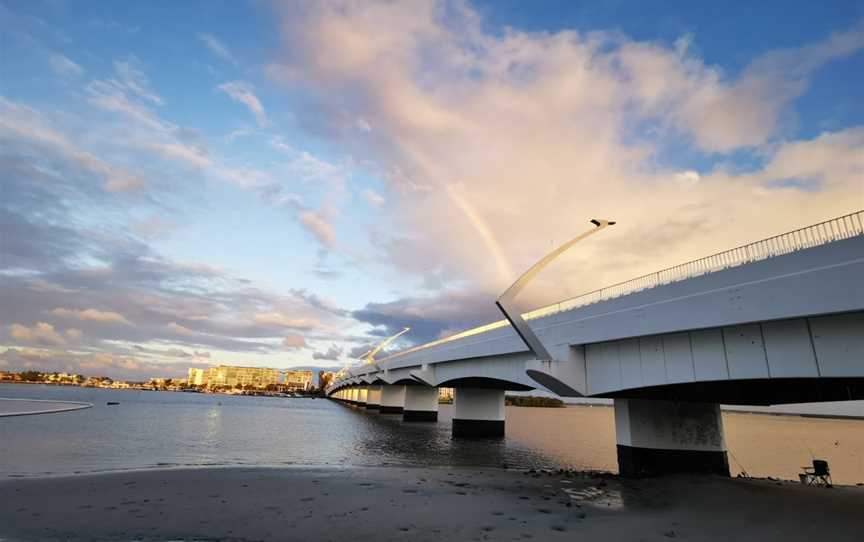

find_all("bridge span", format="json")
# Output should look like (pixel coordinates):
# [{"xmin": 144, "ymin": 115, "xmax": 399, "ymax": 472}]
[{"xmin": 327, "ymin": 211, "xmax": 864, "ymax": 477}]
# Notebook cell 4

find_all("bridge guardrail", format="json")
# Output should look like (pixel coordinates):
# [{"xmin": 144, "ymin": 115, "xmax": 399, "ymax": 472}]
[
  {"xmin": 523, "ymin": 209, "xmax": 864, "ymax": 320},
  {"xmin": 377, "ymin": 210, "xmax": 864, "ymax": 363}
]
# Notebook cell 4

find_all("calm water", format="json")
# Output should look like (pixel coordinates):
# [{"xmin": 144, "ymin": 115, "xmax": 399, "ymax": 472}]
[{"xmin": 2, "ymin": 384, "xmax": 863, "ymax": 484}]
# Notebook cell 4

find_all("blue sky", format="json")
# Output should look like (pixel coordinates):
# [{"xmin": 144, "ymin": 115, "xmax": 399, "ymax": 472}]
[{"xmin": 1, "ymin": 0, "xmax": 862, "ymax": 380}]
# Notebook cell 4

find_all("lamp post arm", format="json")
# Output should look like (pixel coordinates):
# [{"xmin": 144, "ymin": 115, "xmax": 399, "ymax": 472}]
[
  {"xmin": 496, "ymin": 218, "xmax": 615, "ymax": 361},
  {"xmin": 364, "ymin": 326, "xmax": 411, "ymax": 364}
]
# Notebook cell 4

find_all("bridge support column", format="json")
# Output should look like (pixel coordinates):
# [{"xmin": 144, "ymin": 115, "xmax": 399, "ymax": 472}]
[
  {"xmin": 452, "ymin": 388, "xmax": 505, "ymax": 438},
  {"xmin": 356, "ymin": 387, "xmax": 368, "ymax": 406},
  {"xmin": 380, "ymin": 385, "xmax": 406, "ymax": 414},
  {"xmin": 614, "ymin": 399, "xmax": 729, "ymax": 477},
  {"xmin": 403, "ymin": 386, "xmax": 438, "ymax": 421},
  {"xmin": 366, "ymin": 385, "xmax": 382, "ymax": 410}
]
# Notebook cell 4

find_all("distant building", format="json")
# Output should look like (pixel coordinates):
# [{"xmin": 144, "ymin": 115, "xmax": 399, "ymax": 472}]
[
  {"xmin": 205, "ymin": 365, "xmax": 281, "ymax": 389},
  {"xmin": 438, "ymin": 387, "xmax": 454, "ymax": 401},
  {"xmin": 84, "ymin": 376, "xmax": 112, "ymax": 387},
  {"xmin": 284, "ymin": 370, "xmax": 313, "ymax": 391},
  {"xmin": 187, "ymin": 368, "xmax": 207, "ymax": 386},
  {"xmin": 318, "ymin": 371, "xmax": 336, "ymax": 390}
]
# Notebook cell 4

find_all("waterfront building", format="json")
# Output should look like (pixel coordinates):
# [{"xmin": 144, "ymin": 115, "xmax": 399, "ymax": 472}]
[
  {"xmin": 187, "ymin": 368, "xmax": 207, "ymax": 386},
  {"xmin": 205, "ymin": 365, "xmax": 281, "ymax": 389},
  {"xmin": 438, "ymin": 387, "xmax": 454, "ymax": 401},
  {"xmin": 284, "ymin": 370, "xmax": 313, "ymax": 391}
]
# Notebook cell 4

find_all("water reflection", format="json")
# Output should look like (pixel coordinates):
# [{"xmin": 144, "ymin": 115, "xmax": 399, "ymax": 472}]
[{"xmin": 2, "ymin": 384, "xmax": 863, "ymax": 484}]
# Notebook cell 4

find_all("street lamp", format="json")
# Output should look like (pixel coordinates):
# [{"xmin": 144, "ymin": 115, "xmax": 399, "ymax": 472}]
[
  {"xmin": 496, "ymin": 218, "xmax": 615, "ymax": 361},
  {"xmin": 361, "ymin": 326, "xmax": 411, "ymax": 364}
]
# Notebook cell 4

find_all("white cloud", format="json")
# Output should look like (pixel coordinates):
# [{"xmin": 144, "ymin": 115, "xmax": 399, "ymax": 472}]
[
  {"xmin": 132, "ymin": 216, "xmax": 179, "ymax": 239},
  {"xmin": 0, "ymin": 97, "xmax": 146, "ymax": 192},
  {"xmin": 268, "ymin": 1, "xmax": 864, "ymax": 308},
  {"xmin": 50, "ymin": 308, "xmax": 132, "ymax": 325},
  {"xmin": 114, "ymin": 55, "xmax": 163, "ymax": 105},
  {"xmin": 362, "ymin": 189, "xmax": 385, "ymax": 207},
  {"xmin": 167, "ymin": 322, "xmax": 195, "ymax": 336},
  {"xmin": 199, "ymin": 33, "xmax": 238, "ymax": 66},
  {"xmin": 48, "ymin": 53, "xmax": 83, "ymax": 77},
  {"xmin": 282, "ymin": 333, "xmax": 307, "ymax": 349},
  {"xmin": 218, "ymin": 81, "xmax": 269, "ymax": 127},
  {"xmin": 299, "ymin": 209, "xmax": 337, "ymax": 249},
  {"xmin": 253, "ymin": 313, "xmax": 322, "ymax": 330},
  {"xmin": 9, "ymin": 322, "xmax": 67, "ymax": 347},
  {"xmin": 0, "ymin": 348, "xmax": 211, "ymax": 382},
  {"xmin": 312, "ymin": 344, "xmax": 343, "ymax": 361},
  {"xmin": 674, "ymin": 170, "xmax": 701, "ymax": 185},
  {"xmin": 226, "ymin": 127, "xmax": 253, "ymax": 141}
]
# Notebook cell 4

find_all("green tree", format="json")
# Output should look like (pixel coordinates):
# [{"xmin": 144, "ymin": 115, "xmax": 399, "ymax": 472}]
[{"xmin": 19, "ymin": 371, "xmax": 43, "ymax": 382}]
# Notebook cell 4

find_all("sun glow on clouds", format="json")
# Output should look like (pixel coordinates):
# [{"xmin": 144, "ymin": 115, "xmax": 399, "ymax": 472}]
[
  {"xmin": 0, "ymin": 0, "xmax": 862, "ymax": 377},
  {"xmin": 270, "ymin": 0, "xmax": 864, "ymax": 311}
]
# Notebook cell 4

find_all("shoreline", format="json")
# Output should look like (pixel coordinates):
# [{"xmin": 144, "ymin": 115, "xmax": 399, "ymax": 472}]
[
  {"xmin": 1, "ymin": 465, "xmax": 862, "ymax": 541},
  {"xmin": 5, "ymin": 461, "xmax": 863, "ymax": 488}
]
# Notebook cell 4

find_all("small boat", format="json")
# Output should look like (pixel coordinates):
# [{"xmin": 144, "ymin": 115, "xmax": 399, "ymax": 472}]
[{"xmin": 106, "ymin": 401, "xmax": 120, "ymax": 406}]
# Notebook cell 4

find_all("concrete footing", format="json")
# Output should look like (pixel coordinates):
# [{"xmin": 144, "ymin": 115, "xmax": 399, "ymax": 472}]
[
  {"xmin": 452, "ymin": 388, "xmax": 505, "ymax": 438},
  {"xmin": 380, "ymin": 385, "xmax": 406, "ymax": 414},
  {"xmin": 614, "ymin": 398, "xmax": 729, "ymax": 477},
  {"xmin": 403, "ymin": 386, "xmax": 438, "ymax": 422}
]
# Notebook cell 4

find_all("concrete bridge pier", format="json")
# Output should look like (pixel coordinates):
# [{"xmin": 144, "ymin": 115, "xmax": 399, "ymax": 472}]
[
  {"xmin": 366, "ymin": 385, "xmax": 382, "ymax": 410},
  {"xmin": 356, "ymin": 387, "xmax": 368, "ymax": 406},
  {"xmin": 452, "ymin": 388, "xmax": 505, "ymax": 438},
  {"xmin": 380, "ymin": 385, "xmax": 406, "ymax": 414},
  {"xmin": 614, "ymin": 398, "xmax": 729, "ymax": 477},
  {"xmin": 403, "ymin": 386, "xmax": 438, "ymax": 421}
]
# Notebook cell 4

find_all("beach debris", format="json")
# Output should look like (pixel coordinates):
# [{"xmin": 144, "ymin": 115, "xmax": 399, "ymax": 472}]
[
  {"xmin": 561, "ymin": 485, "xmax": 625, "ymax": 510},
  {"xmin": 106, "ymin": 401, "xmax": 119, "ymax": 405}
]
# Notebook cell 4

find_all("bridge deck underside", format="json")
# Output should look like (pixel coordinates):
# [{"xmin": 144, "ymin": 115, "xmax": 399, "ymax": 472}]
[{"xmin": 601, "ymin": 377, "xmax": 864, "ymax": 405}]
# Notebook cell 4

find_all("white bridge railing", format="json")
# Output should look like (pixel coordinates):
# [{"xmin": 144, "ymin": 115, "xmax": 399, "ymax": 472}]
[
  {"xmin": 379, "ymin": 210, "xmax": 864, "ymax": 362},
  {"xmin": 524, "ymin": 209, "xmax": 864, "ymax": 320}
]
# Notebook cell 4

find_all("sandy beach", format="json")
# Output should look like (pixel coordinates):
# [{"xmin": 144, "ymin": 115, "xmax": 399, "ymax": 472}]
[{"xmin": 1, "ymin": 466, "xmax": 862, "ymax": 541}]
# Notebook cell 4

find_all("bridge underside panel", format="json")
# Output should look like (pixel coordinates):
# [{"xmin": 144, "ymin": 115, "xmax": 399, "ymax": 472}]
[
  {"xmin": 438, "ymin": 377, "xmax": 533, "ymax": 391},
  {"xmin": 428, "ymin": 354, "xmax": 538, "ymax": 391},
  {"xmin": 390, "ymin": 378, "xmax": 427, "ymax": 386},
  {"xmin": 603, "ymin": 377, "xmax": 864, "ymax": 405}
]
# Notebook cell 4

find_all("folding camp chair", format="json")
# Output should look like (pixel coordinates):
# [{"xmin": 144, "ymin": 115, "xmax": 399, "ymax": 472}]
[{"xmin": 799, "ymin": 459, "xmax": 832, "ymax": 487}]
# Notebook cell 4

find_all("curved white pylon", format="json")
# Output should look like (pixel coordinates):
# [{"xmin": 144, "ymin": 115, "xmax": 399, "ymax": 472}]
[
  {"xmin": 363, "ymin": 326, "xmax": 411, "ymax": 364},
  {"xmin": 496, "ymin": 218, "xmax": 615, "ymax": 361}
]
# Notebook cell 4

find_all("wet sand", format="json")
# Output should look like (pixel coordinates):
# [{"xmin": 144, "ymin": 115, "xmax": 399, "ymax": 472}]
[{"xmin": 1, "ymin": 466, "xmax": 862, "ymax": 541}]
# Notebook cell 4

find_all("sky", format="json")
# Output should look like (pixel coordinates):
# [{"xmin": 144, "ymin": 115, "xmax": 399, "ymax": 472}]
[{"xmin": 1, "ymin": 0, "xmax": 862, "ymax": 381}]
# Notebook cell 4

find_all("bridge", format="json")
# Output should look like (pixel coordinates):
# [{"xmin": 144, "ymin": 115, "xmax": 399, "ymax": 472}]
[{"xmin": 327, "ymin": 211, "xmax": 864, "ymax": 477}]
